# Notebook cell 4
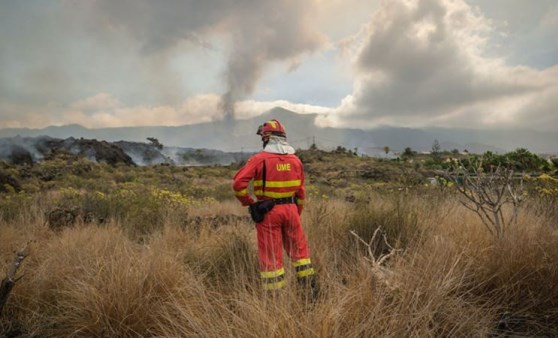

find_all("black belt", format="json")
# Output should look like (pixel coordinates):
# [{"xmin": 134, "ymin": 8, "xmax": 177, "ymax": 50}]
[{"xmin": 274, "ymin": 197, "xmax": 297, "ymax": 204}]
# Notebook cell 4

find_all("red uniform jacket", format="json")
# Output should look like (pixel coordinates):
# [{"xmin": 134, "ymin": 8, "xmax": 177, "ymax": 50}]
[{"xmin": 232, "ymin": 151, "xmax": 305, "ymax": 214}]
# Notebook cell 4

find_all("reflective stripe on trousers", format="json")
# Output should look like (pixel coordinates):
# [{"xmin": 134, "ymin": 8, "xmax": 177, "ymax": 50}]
[
  {"xmin": 261, "ymin": 268, "xmax": 286, "ymax": 290},
  {"xmin": 293, "ymin": 258, "xmax": 315, "ymax": 278}
]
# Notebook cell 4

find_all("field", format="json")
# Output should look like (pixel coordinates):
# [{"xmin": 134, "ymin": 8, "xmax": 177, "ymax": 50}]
[{"xmin": 1, "ymin": 149, "xmax": 558, "ymax": 337}]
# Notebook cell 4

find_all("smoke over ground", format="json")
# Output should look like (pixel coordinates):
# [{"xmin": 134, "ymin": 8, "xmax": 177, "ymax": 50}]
[
  {"xmin": 3, "ymin": 1, "xmax": 556, "ymax": 132},
  {"xmin": 74, "ymin": 0, "xmax": 325, "ymax": 119},
  {"xmin": 0, "ymin": 136, "xmax": 248, "ymax": 167}
]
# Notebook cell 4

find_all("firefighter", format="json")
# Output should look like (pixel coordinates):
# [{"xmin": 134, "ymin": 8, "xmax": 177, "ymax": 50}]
[{"xmin": 232, "ymin": 119, "xmax": 317, "ymax": 296}]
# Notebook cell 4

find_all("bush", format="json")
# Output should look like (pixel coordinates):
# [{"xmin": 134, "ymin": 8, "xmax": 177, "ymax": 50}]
[
  {"xmin": 3, "ymin": 151, "xmax": 558, "ymax": 336},
  {"xmin": 345, "ymin": 194, "xmax": 421, "ymax": 260}
]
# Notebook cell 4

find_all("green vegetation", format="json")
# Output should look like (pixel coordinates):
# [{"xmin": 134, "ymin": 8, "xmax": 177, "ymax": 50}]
[{"xmin": 1, "ymin": 148, "xmax": 558, "ymax": 337}]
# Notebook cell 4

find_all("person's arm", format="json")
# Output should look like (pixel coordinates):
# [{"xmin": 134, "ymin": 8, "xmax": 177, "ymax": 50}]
[{"xmin": 232, "ymin": 157, "xmax": 259, "ymax": 206}]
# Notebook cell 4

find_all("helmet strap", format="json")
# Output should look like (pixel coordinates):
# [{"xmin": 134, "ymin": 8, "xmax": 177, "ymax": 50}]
[{"xmin": 261, "ymin": 134, "xmax": 270, "ymax": 148}]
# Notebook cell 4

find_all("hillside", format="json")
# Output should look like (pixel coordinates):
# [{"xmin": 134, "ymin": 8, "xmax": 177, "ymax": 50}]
[
  {"xmin": 1, "ymin": 108, "xmax": 556, "ymax": 154},
  {"xmin": 0, "ymin": 136, "xmax": 249, "ymax": 166},
  {"xmin": 1, "ymin": 147, "xmax": 558, "ymax": 336}
]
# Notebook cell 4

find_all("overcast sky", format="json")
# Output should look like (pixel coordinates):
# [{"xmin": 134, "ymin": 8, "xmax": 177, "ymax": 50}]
[{"xmin": 1, "ymin": 0, "xmax": 557, "ymax": 131}]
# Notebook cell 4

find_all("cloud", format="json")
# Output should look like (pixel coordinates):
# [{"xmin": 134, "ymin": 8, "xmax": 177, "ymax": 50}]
[
  {"xmin": 541, "ymin": 4, "xmax": 558, "ymax": 29},
  {"xmin": 0, "ymin": 91, "xmax": 333, "ymax": 129},
  {"xmin": 86, "ymin": 94, "xmax": 332, "ymax": 128},
  {"xmin": 63, "ymin": 93, "xmax": 224, "ymax": 128},
  {"xmin": 2, "ymin": 0, "xmax": 557, "ymax": 132},
  {"xmin": 0, "ymin": 0, "xmax": 327, "ymax": 125},
  {"xmin": 70, "ymin": 93, "xmax": 122, "ymax": 112},
  {"xmin": 235, "ymin": 100, "xmax": 331, "ymax": 120},
  {"xmin": 318, "ymin": 0, "xmax": 558, "ymax": 131},
  {"xmin": 84, "ymin": 0, "xmax": 327, "ymax": 118}
]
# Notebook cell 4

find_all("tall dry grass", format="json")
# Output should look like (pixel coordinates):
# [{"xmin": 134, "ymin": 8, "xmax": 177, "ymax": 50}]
[{"xmin": 2, "ymin": 190, "xmax": 558, "ymax": 337}]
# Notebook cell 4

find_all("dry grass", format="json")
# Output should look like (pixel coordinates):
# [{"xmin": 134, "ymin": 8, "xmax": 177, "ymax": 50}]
[{"xmin": 2, "ymin": 188, "xmax": 558, "ymax": 337}]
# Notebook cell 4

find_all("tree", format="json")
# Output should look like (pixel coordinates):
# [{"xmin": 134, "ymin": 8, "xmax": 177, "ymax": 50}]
[
  {"xmin": 335, "ymin": 146, "xmax": 347, "ymax": 154},
  {"xmin": 444, "ymin": 162, "xmax": 524, "ymax": 238},
  {"xmin": 309, "ymin": 142, "xmax": 318, "ymax": 151},
  {"xmin": 147, "ymin": 137, "xmax": 163, "ymax": 150},
  {"xmin": 480, "ymin": 151, "xmax": 505, "ymax": 170},
  {"xmin": 431, "ymin": 139, "xmax": 442, "ymax": 163},
  {"xmin": 504, "ymin": 148, "xmax": 546, "ymax": 172},
  {"xmin": 402, "ymin": 147, "xmax": 416, "ymax": 159},
  {"xmin": 383, "ymin": 146, "xmax": 390, "ymax": 155}
]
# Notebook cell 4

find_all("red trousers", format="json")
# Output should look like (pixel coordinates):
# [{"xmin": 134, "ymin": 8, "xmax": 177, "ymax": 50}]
[{"xmin": 256, "ymin": 204, "xmax": 314, "ymax": 290}]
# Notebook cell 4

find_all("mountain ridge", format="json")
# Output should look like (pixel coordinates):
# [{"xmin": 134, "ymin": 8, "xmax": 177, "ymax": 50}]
[{"xmin": 1, "ymin": 107, "xmax": 556, "ymax": 154}]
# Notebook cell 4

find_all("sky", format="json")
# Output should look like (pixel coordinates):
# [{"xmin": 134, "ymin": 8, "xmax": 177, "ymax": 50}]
[{"xmin": 0, "ymin": 0, "xmax": 557, "ymax": 131}]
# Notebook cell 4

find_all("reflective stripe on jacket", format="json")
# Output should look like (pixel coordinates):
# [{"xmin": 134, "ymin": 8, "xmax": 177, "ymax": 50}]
[{"xmin": 232, "ymin": 151, "xmax": 305, "ymax": 213}]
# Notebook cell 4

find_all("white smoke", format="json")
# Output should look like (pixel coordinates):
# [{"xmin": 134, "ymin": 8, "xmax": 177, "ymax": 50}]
[{"xmin": 85, "ymin": 0, "xmax": 326, "ymax": 119}]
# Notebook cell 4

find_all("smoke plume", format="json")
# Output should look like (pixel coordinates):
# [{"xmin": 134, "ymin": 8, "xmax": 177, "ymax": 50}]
[{"xmin": 88, "ymin": 0, "xmax": 325, "ymax": 119}]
